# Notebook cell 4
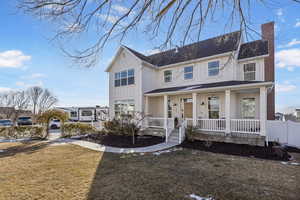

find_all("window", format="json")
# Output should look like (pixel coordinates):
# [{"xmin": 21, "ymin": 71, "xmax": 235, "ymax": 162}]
[
  {"xmin": 114, "ymin": 100, "xmax": 135, "ymax": 118},
  {"xmin": 70, "ymin": 111, "xmax": 77, "ymax": 118},
  {"xmin": 114, "ymin": 72, "xmax": 121, "ymax": 87},
  {"xmin": 164, "ymin": 70, "xmax": 172, "ymax": 82},
  {"xmin": 244, "ymin": 63, "xmax": 256, "ymax": 81},
  {"xmin": 114, "ymin": 69, "xmax": 135, "ymax": 87},
  {"xmin": 121, "ymin": 70, "xmax": 127, "ymax": 86},
  {"xmin": 184, "ymin": 66, "xmax": 193, "ymax": 80},
  {"xmin": 128, "ymin": 69, "xmax": 135, "ymax": 85},
  {"xmin": 208, "ymin": 96, "xmax": 220, "ymax": 119},
  {"xmin": 241, "ymin": 98, "xmax": 255, "ymax": 119},
  {"xmin": 208, "ymin": 61, "xmax": 219, "ymax": 76},
  {"xmin": 81, "ymin": 110, "xmax": 93, "ymax": 116}
]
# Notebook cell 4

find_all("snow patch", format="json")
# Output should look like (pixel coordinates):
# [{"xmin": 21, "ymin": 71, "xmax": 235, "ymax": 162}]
[
  {"xmin": 0, "ymin": 149, "xmax": 5, "ymax": 153},
  {"xmin": 189, "ymin": 194, "xmax": 214, "ymax": 200},
  {"xmin": 153, "ymin": 147, "xmax": 182, "ymax": 155},
  {"xmin": 281, "ymin": 161, "xmax": 300, "ymax": 166}
]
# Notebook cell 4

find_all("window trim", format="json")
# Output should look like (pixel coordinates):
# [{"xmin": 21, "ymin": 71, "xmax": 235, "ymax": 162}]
[
  {"xmin": 208, "ymin": 60, "xmax": 220, "ymax": 76},
  {"xmin": 184, "ymin": 65, "xmax": 193, "ymax": 80},
  {"xmin": 114, "ymin": 69, "xmax": 135, "ymax": 87},
  {"xmin": 241, "ymin": 97, "xmax": 256, "ymax": 119},
  {"xmin": 164, "ymin": 70, "xmax": 172, "ymax": 83},
  {"xmin": 243, "ymin": 63, "xmax": 256, "ymax": 81},
  {"xmin": 114, "ymin": 99, "xmax": 135, "ymax": 118},
  {"xmin": 208, "ymin": 96, "xmax": 220, "ymax": 119}
]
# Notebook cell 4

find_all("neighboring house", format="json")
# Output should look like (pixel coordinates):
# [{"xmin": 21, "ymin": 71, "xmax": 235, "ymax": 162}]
[
  {"xmin": 56, "ymin": 106, "xmax": 109, "ymax": 122},
  {"xmin": 275, "ymin": 112, "xmax": 285, "ymax": 121},
  {"xmin": 0, "ymin": 107, "xmax": 32, "ymax": 120},
  {"xmin": 106, "ymin": 22, "xmax": 275, "ymax": 146}
]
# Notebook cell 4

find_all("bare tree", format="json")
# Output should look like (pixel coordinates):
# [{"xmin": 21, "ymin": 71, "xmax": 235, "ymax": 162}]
[
  {"xmin": 17, "ymin": 0, "xmax": 300, "ymax": 67},
  {"xmin": 0, "ymin": 91, "xmax": 30, "ymax": 125},
  {"xmin": 27, "ymin": 86, "xmax": 43, "ymax": 115},
  {"xmin": 27, "ymin": 86, "xmax": 58, "ymax": 115}
]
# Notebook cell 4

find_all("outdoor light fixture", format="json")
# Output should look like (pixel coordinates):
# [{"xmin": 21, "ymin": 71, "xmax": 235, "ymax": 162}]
[{"xmin": 201, "ymin": 102, "xmax": 205, "ymax": 106}]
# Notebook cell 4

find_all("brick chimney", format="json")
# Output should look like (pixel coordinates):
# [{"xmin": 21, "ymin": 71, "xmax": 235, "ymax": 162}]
[{"xmin": 261, "ymin": 22, "xmax": 275, "ymax": 120}]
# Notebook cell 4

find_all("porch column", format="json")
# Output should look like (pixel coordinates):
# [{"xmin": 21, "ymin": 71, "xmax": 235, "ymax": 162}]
[
  {"xmin": 260, "ymin": 87, "xmax": 267, "ymax": 136},
  {"xmin": 225, "ymin": 89, "xmax": 231, "ymax": 134},
  {"xmin": 192, "ymin": 93, "xmax": 197, "ymax": 126},
  {"xmin": 145, "ymin": 96, "xmax": 149, "ymax": 115},
  {"xmin": 164, "ymin": 95, "xmax": 168, "ymax": 128}
]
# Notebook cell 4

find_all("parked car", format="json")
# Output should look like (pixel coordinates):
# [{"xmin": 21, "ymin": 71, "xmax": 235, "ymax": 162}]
[
  {"xmin": 0, "ymin": 119, "xmax": 13, "ymax": 127},
  {"xmin": 17, "ymin": 117, "xmax": 32, "ymax": 126},
  {"xmin": 49, "ymin": 119, "xmax": 60, "ymax": 129}
]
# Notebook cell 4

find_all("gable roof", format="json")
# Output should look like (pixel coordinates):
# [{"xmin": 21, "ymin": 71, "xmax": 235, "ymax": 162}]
[
  {"xmin": 145, "ymin": 80, "xmax": 270, "ymax": 95},
  {"xmin": 125, "ymin": 31, "xmax": 241, "ymax": 67},
  {"xmin": 238, "ymin": 40, "xmax": 268, "ymax": 60}
]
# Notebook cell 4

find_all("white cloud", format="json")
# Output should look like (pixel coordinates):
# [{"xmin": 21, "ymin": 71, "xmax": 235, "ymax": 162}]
[
  {"xmin": 276, "ymin": 48, "xmax": 300, "ymax": 69},
  {"xmin": 98, "ymin": 14, "xmax": 119, "ymax": 24},
  {"xmin": 276, "ymin": 8, "xmax": 283, "ymax": 16},
  {"xmin": 16, "ymin": 80, "xmax": 43, "ymax": 88},
  {"xmin": 0, "ymin": 50, "xmax": 31, "ymax": 68},
  {"xmin": 21, "ymin": 73, "xmax": 46, "ymax": 79},
  {"xmin": 112, "ymin": 5, "xmax": 129, "ymax": 14},
  {"xmin": 275, "ymin": 8, "xmax": 285, "ymax": 22},
  {"xmin": 279, "ymin": 39, "xmax": 300, "ymax": 48},
  {"xmin": 295, "ymin": 21, "xmax": 300, "ymax": 28},
  {"xmin": 276, "ymin": 83, "xmax": 296, "ymax": 93},
  {"xmin": 0, "ymin": 87, "xmax": 13, "ymax": 93}
]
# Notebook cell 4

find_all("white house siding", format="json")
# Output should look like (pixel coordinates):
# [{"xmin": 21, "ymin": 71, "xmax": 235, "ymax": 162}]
[
  {"xmin": 141, "ymin": 65, "xmax": 159, "ymax": 112},
  {"xmin": 108, "ymin": 48, "xmax": 143, "ymax": 118},
  {"xmin": 156, "ymin": 55, "xmax": 236, "ymax": 88},
  {"xmin": 148, "ymin": 96, "xmax": 164, "ymax": 117}
]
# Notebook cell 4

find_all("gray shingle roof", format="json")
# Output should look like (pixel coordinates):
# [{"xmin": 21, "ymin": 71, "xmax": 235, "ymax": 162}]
[
  {"xmin": 125, "ymin": 31, "xmax": 241, "ymax": 67},
  {"xmin": 238, "ymin": 40, "xmax": 269, "ymax": 59},
  {"xmin": 145, "ymin": 81, "xmax": 267, "ymax": 94}
]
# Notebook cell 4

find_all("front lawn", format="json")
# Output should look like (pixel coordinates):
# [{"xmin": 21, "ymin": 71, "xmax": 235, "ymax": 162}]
[{"xmin": 0, "ymin": 142, "xmax": 299, "ymax": 200}]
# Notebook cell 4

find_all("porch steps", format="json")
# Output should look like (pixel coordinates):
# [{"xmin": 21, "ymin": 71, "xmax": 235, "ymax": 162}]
[{"xmin": 168, "ymin": 129, "xmax": 180, "ymax": 144}]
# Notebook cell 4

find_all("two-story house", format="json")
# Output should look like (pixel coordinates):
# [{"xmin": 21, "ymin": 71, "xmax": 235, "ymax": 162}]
[{"xmin": 106, "ymin": 22, "xmax": 275, "ymax": 146}]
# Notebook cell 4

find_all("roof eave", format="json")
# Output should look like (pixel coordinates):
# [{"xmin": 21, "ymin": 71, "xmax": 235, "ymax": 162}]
[
  {"xmin": 145, "ymin": 81, "xmax": 274, "ymax": 96},
  {"xmin": 237, "ymin": 54, "xmax": 269, "ymax": 62}
]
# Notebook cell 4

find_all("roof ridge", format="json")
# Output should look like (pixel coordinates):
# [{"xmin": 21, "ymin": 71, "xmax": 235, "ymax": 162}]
[{"xmin": 147, "ymin": 30, "xmax": 241, "ymax": 57}]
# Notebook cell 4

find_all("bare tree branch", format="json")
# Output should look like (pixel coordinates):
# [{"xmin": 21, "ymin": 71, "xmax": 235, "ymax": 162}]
[{"xmin": 16, "ymin": 0, "xmax": 300, "ymax": 67}]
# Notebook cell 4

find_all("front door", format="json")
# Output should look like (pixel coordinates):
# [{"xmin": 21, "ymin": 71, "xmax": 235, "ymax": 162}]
[{"xmin": 184, "ymin": 102, "xmax": 193, "ymax": 118}]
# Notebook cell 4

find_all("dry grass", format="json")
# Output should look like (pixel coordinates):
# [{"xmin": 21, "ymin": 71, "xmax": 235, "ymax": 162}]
[{"xmin": 0, "ymin": 142, "xmax": 299, "ymax": 200}]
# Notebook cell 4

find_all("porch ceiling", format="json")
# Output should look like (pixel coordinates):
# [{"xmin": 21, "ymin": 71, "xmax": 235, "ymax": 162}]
[{"xmin": 145, "ymin": 80, "xmax": 273, "ymax": 96}]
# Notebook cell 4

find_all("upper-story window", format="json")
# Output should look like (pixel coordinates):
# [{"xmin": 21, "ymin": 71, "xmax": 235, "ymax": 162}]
[
  {"xmin": 184, "ymin": 66, "xmax": 193, "ymax": 80},
  {"xmin": 114, "ymin": 69, "xmax": 135, "ymax": 87},
  {"xmin": 164, "ymin": 70, "xmax": 172, "ymax": 82},
  {"xmin": 208, "ymin": 61, "xmax": 219, "ymax": 76},
  {"xmin": 244, "ymin": 63, "xmax": 256, "ymax": 81}
]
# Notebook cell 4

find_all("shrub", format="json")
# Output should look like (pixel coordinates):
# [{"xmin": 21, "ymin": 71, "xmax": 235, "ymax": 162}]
[
  {"xmin": 62, "ymin": 123, "xmax": 99, "ymax": 138},
  {"xmin": 0, "ymin": 126, "xmax": 45, "ymax": 139},
  {"xmin": 185, "ymin": 125, "xmax": 198, "ymax": 142}
]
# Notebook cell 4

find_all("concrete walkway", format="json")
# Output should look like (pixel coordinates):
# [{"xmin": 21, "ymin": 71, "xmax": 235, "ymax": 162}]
[{"xmin": 48, "ymin": 137, "xmax": 179, "ymax": 153}]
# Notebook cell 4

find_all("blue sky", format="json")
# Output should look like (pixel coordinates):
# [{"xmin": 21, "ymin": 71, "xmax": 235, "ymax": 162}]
[{"xmin": 0, "ymin": 1, "xmax": 300, "ymax": 111}]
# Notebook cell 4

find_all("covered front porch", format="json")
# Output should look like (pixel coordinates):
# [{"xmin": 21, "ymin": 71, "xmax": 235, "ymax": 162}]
[{"xmin": 143, "ymin": 82, "xmax": 271, "ymax": 146}]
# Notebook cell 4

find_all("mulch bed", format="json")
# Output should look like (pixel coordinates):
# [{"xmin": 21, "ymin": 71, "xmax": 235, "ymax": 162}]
[
  {"xmin": 78, "ymin": 134, "xmax": 165, "ymax": 148},
  {"xmin": 181, "ymin": 140, "xmax": 292, "ymax": 161}
]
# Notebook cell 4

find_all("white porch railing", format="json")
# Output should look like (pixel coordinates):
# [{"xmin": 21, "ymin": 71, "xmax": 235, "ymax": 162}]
[
  {"xmin": 144, "ymin": 117, "xmax": 262, "ymax": 136},
  {"xmin": 145, "ymin": 117, "xmax": 165, "ymax": 128},
  {"xmin": 186, "ymin": 118, "xmax": 261, "ymax": 135},
  {"xmin": 231, "ymin": 119, "xmax": 261, "ymax": 134},
  {"xmin": 179, "ymin": 120, "xmax": 187, "ymax": 143}
]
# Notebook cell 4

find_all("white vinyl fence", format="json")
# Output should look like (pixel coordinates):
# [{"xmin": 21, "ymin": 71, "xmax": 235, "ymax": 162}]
[{"xmin": 267, "ymin": 120, "xmax": 300, "ymax": 148}]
